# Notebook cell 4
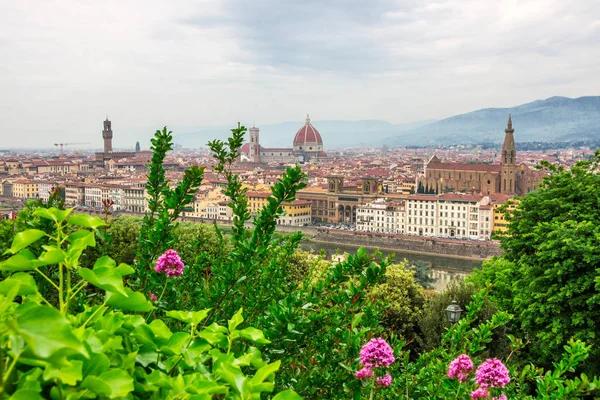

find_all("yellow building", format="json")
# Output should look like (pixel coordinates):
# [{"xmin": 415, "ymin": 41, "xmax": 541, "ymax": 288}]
[
  {"xmin": 12, "ymin": 179, "xmax": 39, "ymax": 200},
  {"xmin": 492, "ymin": 195, "xmax": 518, "ymax": 234},
  {"xmin": 247, "ymin": 192, "xmax": 312, "ymax": 225}
]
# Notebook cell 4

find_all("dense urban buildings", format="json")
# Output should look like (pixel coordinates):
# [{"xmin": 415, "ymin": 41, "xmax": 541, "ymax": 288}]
[{"xmin": 1, "ymin": 116, "xmax": 589, "ymax": 235}]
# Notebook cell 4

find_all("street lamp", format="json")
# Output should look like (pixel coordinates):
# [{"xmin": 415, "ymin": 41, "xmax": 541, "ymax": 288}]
[{"xmin": 445, "ymin": 300, "xmax": 463, "ymax": 323}]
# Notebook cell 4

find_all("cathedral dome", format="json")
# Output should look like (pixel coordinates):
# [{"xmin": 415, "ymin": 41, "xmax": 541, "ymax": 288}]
[{"xmin": 293, "ymin": 114, "xmax": 323, "ymax": 149}]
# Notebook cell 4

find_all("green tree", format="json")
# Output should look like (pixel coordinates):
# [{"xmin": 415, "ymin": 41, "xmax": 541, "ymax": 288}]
[
  {"xmin": 471, "ymin": 150, "xmax": 600, "ymax": 373},
  {"xmin": 409, "ymin": 260, "xmax": 437, "ymax": 290}
]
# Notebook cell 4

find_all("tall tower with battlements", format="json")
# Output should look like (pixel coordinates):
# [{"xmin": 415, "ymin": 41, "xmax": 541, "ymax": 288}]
[
  {"xmin": 249, "ymin": 125, "xmax": 260, "ymax": 163},
  {"xmin": 102, "ymin": 118, "xmax": 113, "ymax": 153},
  {"xmin": 501, "ymin": 114, "xmax": 517, "ymax": 194}
]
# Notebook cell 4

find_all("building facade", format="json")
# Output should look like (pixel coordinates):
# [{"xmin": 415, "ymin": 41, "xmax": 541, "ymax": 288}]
[
  {"xmin": 240, "ymin": 115, "xmax": 327, "ymax": 164},
  {"xmin": 417, "ymin": 116, "xmax": 543, "ymax": 196}
]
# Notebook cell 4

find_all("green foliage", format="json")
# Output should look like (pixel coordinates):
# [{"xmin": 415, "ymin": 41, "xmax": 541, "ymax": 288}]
[
  {"xmin": 418, "ymin": 280, "xmax": 507, "ymax": 356},
  {"xmin": 0, "ymin": 207, "xmax": 295, "ymax": 399},
  {"xmin": 367, "ymin": 261, "xmax": 425, "ymax": 343},
  {"xmin": 136, "ymin": 126, "xmax": 205, "ymax": 291},
  {"xmin": 471, "ymin": 150, "xmax": 600, "ymax": 373},
  {"xmin": 408, "ymin": 259, "xmax": 437, "ymax": 290}
]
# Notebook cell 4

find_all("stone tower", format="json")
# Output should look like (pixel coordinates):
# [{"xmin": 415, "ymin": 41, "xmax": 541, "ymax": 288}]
[
  {"xmin": 501, "ymin": 114, "xmax": 517, "ymax": 194},
  {"xmin": 102, "ymin": 118, "xmax": 113, "ymax": 153},
  {"xmin": 135, "ymin": 141, "xmax": 140, "ymax": 152},
  {"xmin": 249, "ymin": 125, "xmax": 260, "ymax": 163}
]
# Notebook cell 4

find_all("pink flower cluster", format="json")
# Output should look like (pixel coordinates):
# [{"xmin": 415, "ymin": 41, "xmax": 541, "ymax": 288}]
[
  {"xmin": 359, "ymin": 338, "xmax": 395, "ymax": 367},
  {"xmin": 447, "ymin": 354, "xmax": 474, "ymax": 382},
  {"xmin": 447, "ymin": 355, "xmax": 510, "ymax": 399},
  {"xmin": 355, "ymin": 338, "xmax": 395, "ymax": 390},
  {"xmin": 376, "ymin": 374, "xmax": 392, "ymax": 388},
  {"xmin": 155, "ymin": 249, "xmax": 185, "ymax": 277},
  {"xmin": 475, "ymin": 358, "xmax": 510, "ymax": 388}
]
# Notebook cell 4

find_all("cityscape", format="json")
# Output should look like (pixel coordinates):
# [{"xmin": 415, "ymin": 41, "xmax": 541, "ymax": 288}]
[{"xmin": 1, "ymin": 1, "xmax": 599, "ymax": 399}]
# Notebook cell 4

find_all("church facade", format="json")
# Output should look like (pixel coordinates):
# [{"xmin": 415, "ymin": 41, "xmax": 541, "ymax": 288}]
[
  {"xmin": 240, "ymin": 115, "xmax": 327, "ymax": 164},
  {"xmin": 417, "ymin": 116, "xmax": 543, "ymax": 196}
]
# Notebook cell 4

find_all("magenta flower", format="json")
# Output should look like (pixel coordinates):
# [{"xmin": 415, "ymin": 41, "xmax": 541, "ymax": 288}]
[
  {"xmin": 155, "ymin": 249, "xmax": 185, "ymax": 277},
  {"xmin": 150, "ymin": 293, "xmax": 158, "ymax": 301},
  {"xmin": 355, "ymin": 367, "xmax": 373, "ymax": 380},
  {"xmin": 447, "ymin": 354, "xmax": 474, "ymax": 382},
  {"xmin": 359, "ymin": 338, "xmax": 395, "ymax": 367},
  {"xmin": 492, "ymin": 395, "xmax": 507, "ymax": 400},
  {"xmin": 376, "ymin": 373, "xmax": 392, "ymax": 388},
  {"xmin": 475, "ymin": 358, "xmax": 510, "ymax": 388},
  {"xmin": 471, "ymin": 387, "xmax": 489, "ymax": 399}
]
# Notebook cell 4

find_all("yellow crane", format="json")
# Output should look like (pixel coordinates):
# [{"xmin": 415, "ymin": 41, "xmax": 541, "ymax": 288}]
[{"xmin": 53, "ymin": 142, "xmax": 90, "ymax": 157}]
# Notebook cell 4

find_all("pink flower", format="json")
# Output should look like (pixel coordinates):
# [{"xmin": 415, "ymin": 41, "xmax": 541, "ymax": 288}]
[
  {"xmin": 492, "ymin": 395, "xmax": 507, "ymax": 400},
  {"xmin": 376, "ymin": 373, "xmax": 392, "ymax": 388},
  {"xmin": 154, "ymin": 249, "xmax": 185, "ymax": 277},
  {"xmin": 475, "ymin": 358, "xmax": 510, "ymax": 388},
  {"xmin": 150, "ymin": 293, "xmax": 158, "ymax": 302},
  {"xmin": 471, "ymin": 387, "xmax": 489, "ymax": 399},
  {"xmin": 355, "ymin": 367, "xmax": 373, "ymax": 380},
  {"xmin": 447, "ymin": 354, "xmax": 474, "ymax": 382},
  {"xmin": 359, "ymin": 338, "xmax": 395, "ymax": 368}
]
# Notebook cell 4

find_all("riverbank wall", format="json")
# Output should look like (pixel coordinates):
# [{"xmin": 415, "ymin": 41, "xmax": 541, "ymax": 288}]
[{"xmin": 310, "ymin": 230, "xmax": 502, "ymax": 260}]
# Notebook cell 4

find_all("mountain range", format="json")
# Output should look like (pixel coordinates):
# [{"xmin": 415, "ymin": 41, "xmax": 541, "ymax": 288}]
[{"xmin": 173, "ymin": 96, "xmax": 600, "ymax": 149}]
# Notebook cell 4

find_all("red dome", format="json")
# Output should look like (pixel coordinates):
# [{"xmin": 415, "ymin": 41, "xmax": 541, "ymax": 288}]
[{"xmin": 293, "ymin": 114, "xmax": 323, "ymax": 146}]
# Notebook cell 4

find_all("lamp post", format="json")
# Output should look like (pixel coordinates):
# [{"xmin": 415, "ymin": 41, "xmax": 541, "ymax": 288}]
[{"xmin": 445, "ymin": 300, "xmax": 463, "ymax": 323}]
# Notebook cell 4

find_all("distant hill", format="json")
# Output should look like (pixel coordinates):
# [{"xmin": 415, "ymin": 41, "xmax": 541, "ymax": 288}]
[
  {"xmin": 386, "ymin": 96, "xmax": 600, "ymax": 147},
  {"xmin": 173, "ymin": 119, "xmax": 434, "ymax": 148}
]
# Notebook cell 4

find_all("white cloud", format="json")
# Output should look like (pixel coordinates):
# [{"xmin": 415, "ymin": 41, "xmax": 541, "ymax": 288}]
[{"xmin": 0, "ymin": 0, "xmax": 598, "ymax": 147}]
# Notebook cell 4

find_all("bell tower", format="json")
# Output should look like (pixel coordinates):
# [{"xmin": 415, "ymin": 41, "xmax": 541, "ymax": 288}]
[
  {"xmin": 102, "ymin": 117, "xmax": 113, "ymax": 153},
  {"xmin": 501, "ymin": 115, "xmax": 517, "ymax": 194},
  {"xmin": 249, "ymin": 125, "xmax": 260, "ymax": 163}
]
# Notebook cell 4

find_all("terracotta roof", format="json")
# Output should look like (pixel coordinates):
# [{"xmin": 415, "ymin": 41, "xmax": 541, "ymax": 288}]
[
  {"xmin": 293, "ymin": 115, "xmax": 323, "ymax": 146},
  {"xmin": 427, "ymin": 163, "xmax": 501, "ymax": 172},
  {"xmin": 439, "ymin": 193, "xmax": 485, "ymax": 202}
]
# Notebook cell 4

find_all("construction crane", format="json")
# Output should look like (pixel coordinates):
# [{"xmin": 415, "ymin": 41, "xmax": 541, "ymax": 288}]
[{"xmin": 53, "ymin": 142, "xmax": 90, "ymax": 157}]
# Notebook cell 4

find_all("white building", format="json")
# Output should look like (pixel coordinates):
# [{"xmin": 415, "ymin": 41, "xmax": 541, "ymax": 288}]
[
  {"xmin": 406, "ymin": 195, "xmax": 438, "ymax": 236},
  {"xmin": 356, "ymin": 198, "xmax": 405, "ymax": 234},
  {"xmin": 436, "ymin": 194, "xmax": 489, "ymax": 239},
  {"xmin": 122, "ymin": 186, "xmax": 147, "ymax": 214},
  {"xmin": 38, "ymin": 181, "xmax": 57, "ymax": 203},
  {"xmin": 84, "ymin": 186, "xmax": 103, "ymax": 209}
]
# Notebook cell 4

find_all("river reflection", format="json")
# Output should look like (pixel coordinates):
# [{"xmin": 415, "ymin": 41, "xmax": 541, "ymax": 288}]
[{"xmin": 299, "ymin": 240, "xmax": 481, "ymax": 291}]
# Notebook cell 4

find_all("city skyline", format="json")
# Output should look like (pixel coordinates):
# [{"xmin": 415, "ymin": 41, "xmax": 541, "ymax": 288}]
[{"xmin": 1, "ymin": 0, "xmax": 599, "ymax": 147}]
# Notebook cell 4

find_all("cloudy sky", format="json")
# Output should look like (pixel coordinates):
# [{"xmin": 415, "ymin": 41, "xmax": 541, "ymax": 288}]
[{"xmin": 1, "ymin": 0, "xmax": 599, "ymax": 148}]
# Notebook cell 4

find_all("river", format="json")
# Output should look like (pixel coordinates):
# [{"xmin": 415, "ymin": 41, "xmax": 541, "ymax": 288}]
[{"xmin": 299, "ymin": 239, "xmax": 482, "ymax": 291}]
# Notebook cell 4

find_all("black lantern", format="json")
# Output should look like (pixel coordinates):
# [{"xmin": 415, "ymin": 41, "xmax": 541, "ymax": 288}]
[{"xmin": 445, "ymin": 300, "xmax": 462, "ymax": 323}]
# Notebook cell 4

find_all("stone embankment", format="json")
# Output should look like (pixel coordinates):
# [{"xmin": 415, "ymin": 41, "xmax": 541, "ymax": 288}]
[{"xmin": 309, "ymin": 229, "xmax": 501, "ymax": 260}]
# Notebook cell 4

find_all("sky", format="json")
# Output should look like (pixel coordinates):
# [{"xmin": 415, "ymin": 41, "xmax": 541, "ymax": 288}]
[{"xmin": 1, "ymin": 0, "xmax": 599, "ymax": 148}]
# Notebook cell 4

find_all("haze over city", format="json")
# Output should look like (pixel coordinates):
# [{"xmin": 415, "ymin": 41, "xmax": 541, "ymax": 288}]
[{"xmin": 2, "ymin": 0, "xmax": 600, "ymax": 147}]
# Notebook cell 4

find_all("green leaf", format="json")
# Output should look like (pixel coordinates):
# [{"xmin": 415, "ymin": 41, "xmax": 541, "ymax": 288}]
[
  {"xmin": 239, "ymin": 327, "xmax": 270, "ymax": 344},
  {"xmin": 115, "ymin": 263, "xmax": 135, "ymax": 276},
  {"xmin": 228, "ymin": 308, "xmax": 244, "ymax": 332},
  {"xmin": 0, "ymin": 273, "xmax": 38, "ymax": 296},
  {"xmin": 11, "ymin": 304, "xmax": 87, "ymax": 358},
  {"xmin": 216, "ymin": 362, "xmax": 247, "ymax": 395},
  {"xmin": 42, "ymin": 360, "xmax": 83, "ymax": 385},
  {"xmin": 5, "ymin": 229, "xmax": 46, "ymax": 255},
  {"xmin": 93, "ymin": 255, "xmax": 116, "ymax": 269},
  {"xmin": 82, "ymin": 353, "xmax": 110, "ymax": 378},
  {"xmin": 251, "ymin": 360, "xmax": 280, "ymax": 386},
  {"xmin": 30, "ymin": 247, "xmax": 66, "ymax": 267},
  {"xmin": 272, "ymin": 389, "xmax": 303, "ymax": 400},
  {"xmin": 106, "ymin": 288, "xmax": 154, "ymax": 312},
  {"xmin": 81, "ymin": 368, "xmax": 134, "ymax": 399},
  {"xmin": 67, "ymin": 230, "xmax": 96, "ymax": 248},
  {"xmin": 0, "ymin": 249, "xmax": 36, "ymax": 271},
  {"xmin": 160, "ymin": 332, "xmax": 190, "ymax": 356},
  {"xmin": 79, "ymin": 267, "xmax": 127, "ymax": 296},
  {"xmin": 148, "ymin": 319, "xmax": 173, "ymax": 340},
  {"xmin": 166, "ymin": 309, "xmax": 210, "ymax": 326},
  {"xmin": 67, "ymin": 214, "xmax": 106, "ymax": 229},
  {"xmin": 9, "ymin": 389, "xmax": 44, "ymax": 400}
]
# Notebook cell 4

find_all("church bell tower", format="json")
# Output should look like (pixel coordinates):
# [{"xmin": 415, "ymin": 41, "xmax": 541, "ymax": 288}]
[
  {"xmin": 102, "ymin": 117, "xmax": 113, "ymax": 153},
  {"xmin": 249, "ymin": 125, "xmax": 260, "ymax": 163},
  {"xmin": 501, "ymin": 115, "xmax": 517, "ymax": 194}
]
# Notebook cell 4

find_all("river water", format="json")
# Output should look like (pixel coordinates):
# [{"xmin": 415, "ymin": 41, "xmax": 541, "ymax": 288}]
[{"xmin": 299, "ymin": 240, "xmax": 482, "ymax": 291}]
